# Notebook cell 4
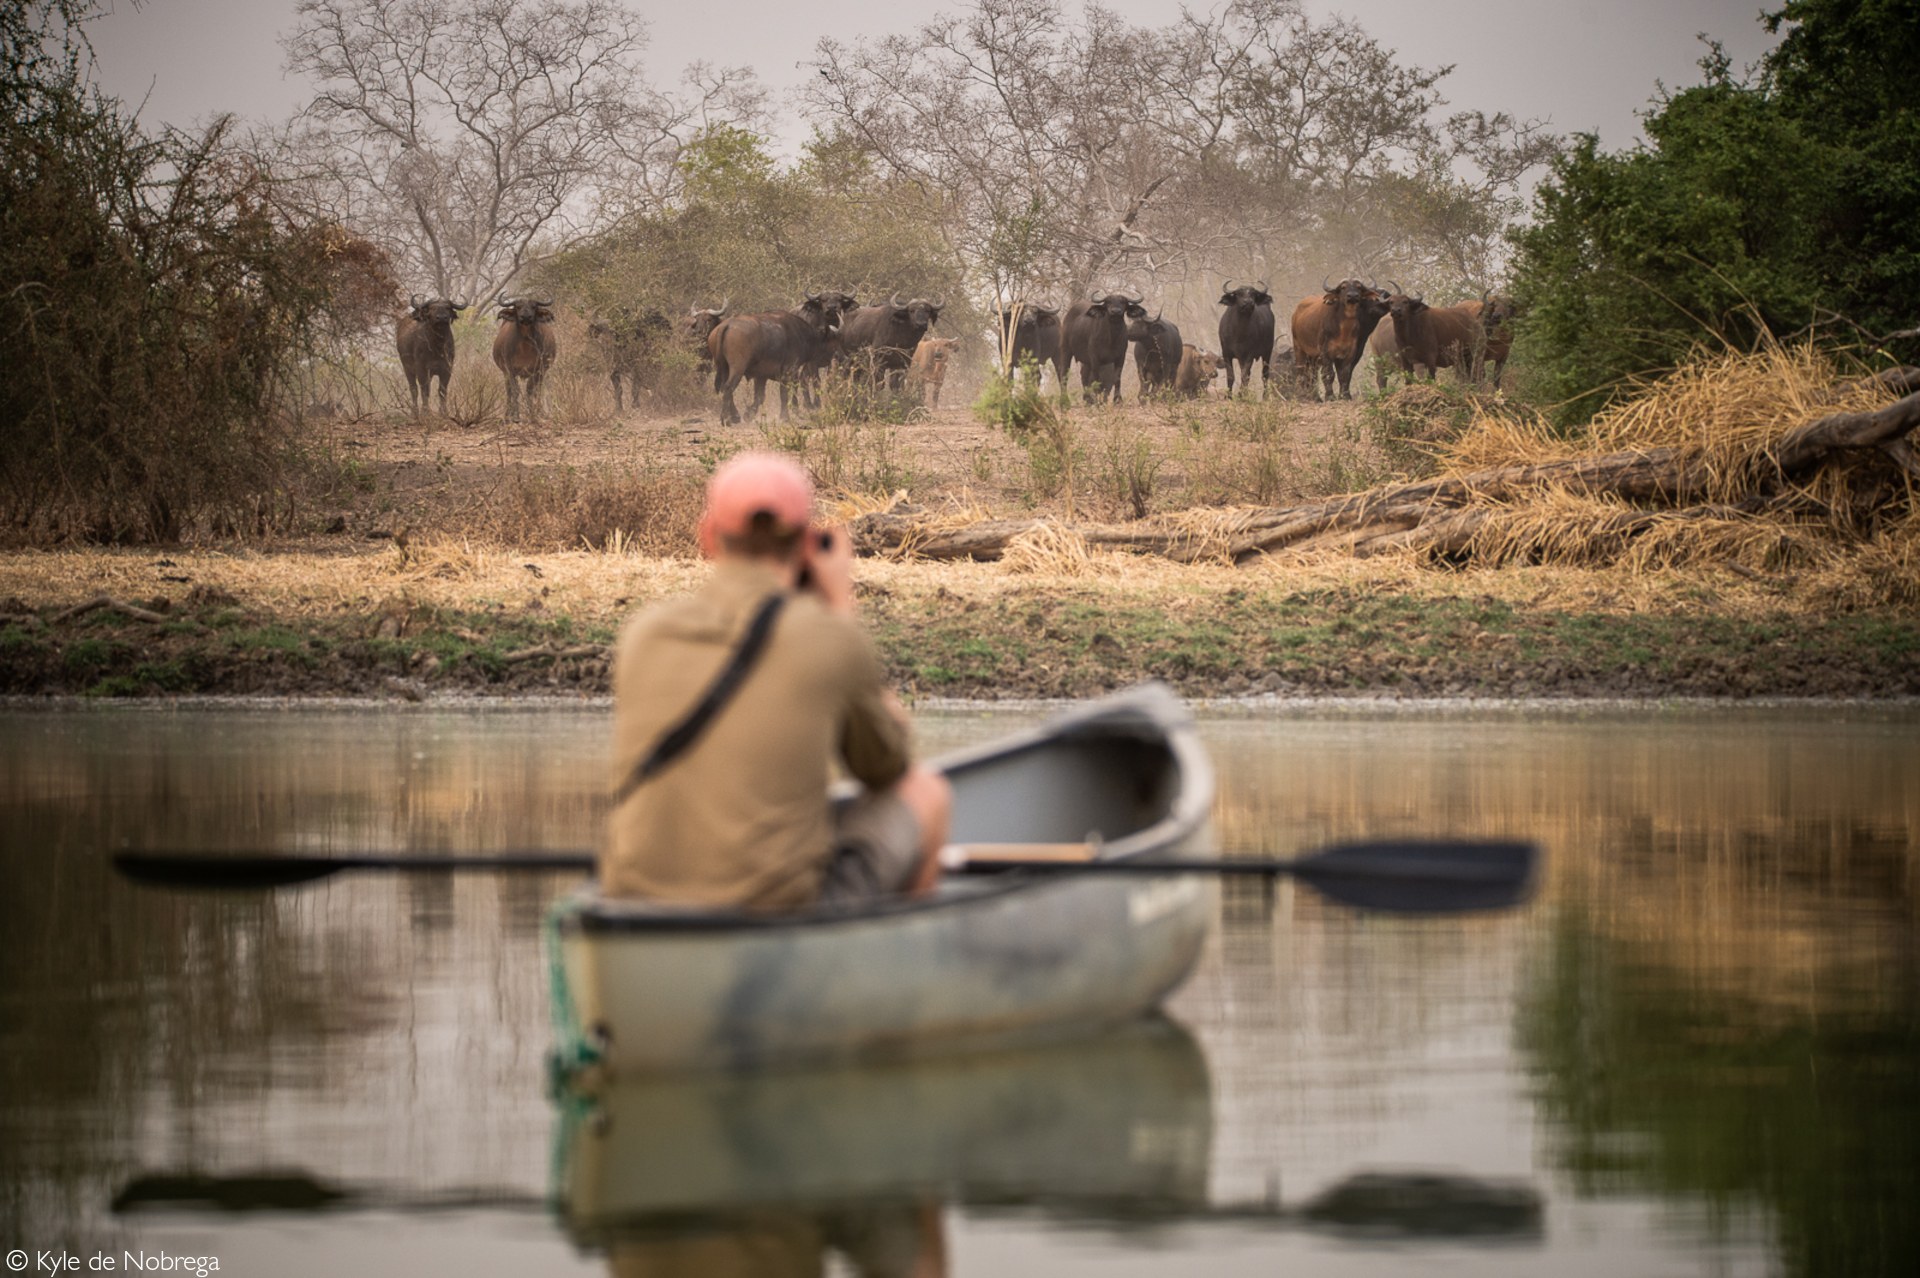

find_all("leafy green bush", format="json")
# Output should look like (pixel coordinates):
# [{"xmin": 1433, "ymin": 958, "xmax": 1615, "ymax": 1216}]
[{"xmin": 1510, "ymin": 4, "xmax": 1920, "ymax": 424}]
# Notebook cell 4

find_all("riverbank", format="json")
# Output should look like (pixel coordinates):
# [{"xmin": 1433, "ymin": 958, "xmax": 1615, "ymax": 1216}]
[{"xmin": 3, "ymin": 545, "xmax": 1914, "ymax": 700}]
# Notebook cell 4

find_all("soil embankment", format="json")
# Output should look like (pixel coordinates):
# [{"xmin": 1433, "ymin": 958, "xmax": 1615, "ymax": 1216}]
[{"xmin": 1, "ymin": 546, "xmax": 1913, "ymax": 701}]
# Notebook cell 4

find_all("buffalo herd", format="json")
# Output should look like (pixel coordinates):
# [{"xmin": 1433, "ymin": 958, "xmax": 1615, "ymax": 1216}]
[{"xmin": 392, "ymin": 276, "xmax": 1516, "ymax": 423}]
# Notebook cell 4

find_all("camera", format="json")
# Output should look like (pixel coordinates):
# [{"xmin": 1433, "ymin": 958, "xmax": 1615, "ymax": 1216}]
[{"xmin": 795, "ymin": 528, "xmax": 834, "ymax": 593}]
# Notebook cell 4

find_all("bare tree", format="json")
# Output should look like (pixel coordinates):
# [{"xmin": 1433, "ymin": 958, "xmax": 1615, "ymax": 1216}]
[
  {"xmin": 807, "ymin": 0, "xmax": 1182, "ymax": 301},
  {"xmin": 273, "ymin": 0, "xmax": 761, "ymax": 304},
  {"xmin": 804, "ymin": 0, "xmax": 1557, "ymax": 313}
]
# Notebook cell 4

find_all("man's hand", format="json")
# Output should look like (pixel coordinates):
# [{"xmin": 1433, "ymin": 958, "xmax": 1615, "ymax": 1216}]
[{"xmin": 803, "ymin": 524, "xmax": 857, "ymax": 615}]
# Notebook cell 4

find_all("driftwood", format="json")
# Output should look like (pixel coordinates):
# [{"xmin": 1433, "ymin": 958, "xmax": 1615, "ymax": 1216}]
[
  {"xmin": 849, "ymin": 369, "xmax": 1920, "ymax": 567},
  {"xmin": 500, "ymin": 641, "xmax": 606, "ymax": 665},
  {"xmin": 53, "ymin": 594, "xmax": 172, "ymax": 625}
]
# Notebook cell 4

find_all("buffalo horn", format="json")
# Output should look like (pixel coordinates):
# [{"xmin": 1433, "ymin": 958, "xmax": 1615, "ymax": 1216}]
[
  {"xmin": 409, "ymin": 293, "xmax": 423, "ymax": 310},
  {"xmin": 1387, "ymin": 280, "xmax": 1402, "ymax": 296},
  {"xmin": 1090, "ymin": 289, "xmax": 1107, "ymax": 304},
  {"xmin": 890, "ymin": 292, "xmax": 907, "ymax": 309},
  {"xmin": 1322, "ymin": 275, "xmax": 1331, "ymax": 292},
  {"xmin": 452, "ymin": 298, "xmax": 468, "ymax": 312},
  {"xmin": 1254, "ymin": 279, "xmax": 1268, "ymax": 294},
  {"xmin": 1124, "ymin": 290, "xmax": 1142, "ymax": 304},
  {"xmin": 929, "ymin": 296, "xmax": 945, "ymax": 311},
  {"xmin": 1221, "ymin": 278, "xmax": 1237, "ymax": 296}
]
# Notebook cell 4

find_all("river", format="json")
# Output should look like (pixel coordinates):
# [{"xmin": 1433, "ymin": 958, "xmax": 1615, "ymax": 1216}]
[{"xmin": 2, "ymin": 700, "xmax": 1914, "ymax": 1277}]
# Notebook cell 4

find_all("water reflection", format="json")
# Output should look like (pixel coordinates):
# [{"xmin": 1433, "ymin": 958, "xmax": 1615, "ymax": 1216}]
[{"xmin": 1, "ymin": 701, "xmax": 1915, "ymax": 1276}]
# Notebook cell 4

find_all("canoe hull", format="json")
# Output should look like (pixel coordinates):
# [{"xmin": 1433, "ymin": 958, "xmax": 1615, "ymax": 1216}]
[{"xmin": 553, "ymin": 684, "xmax": 1215, "ymax": 1075}]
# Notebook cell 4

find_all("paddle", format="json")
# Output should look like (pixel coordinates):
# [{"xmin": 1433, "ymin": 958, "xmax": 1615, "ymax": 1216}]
[{"xmin": 112, "ymin": 837, "xmax": 1537, "ymax": 915}]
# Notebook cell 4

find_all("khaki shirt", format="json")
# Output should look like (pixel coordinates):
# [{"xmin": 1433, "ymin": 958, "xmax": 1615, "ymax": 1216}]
[{"xmin": 605, "ymin": 560, "xmax": 910, "ymax": 911}]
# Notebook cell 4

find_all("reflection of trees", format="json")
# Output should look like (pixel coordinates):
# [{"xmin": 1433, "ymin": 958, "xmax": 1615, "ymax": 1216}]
[
  {"xmin": 0, "ymin": 708, "xmax": 606, "ymax": 1246},
  {"xmin": 1520, "ymin": 889, "xmax": 1918, "ymax": 1278}
]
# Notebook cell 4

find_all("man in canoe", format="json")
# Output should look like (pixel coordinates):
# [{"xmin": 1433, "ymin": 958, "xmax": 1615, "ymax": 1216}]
[{"xmin": 605, "ymin": 451, "xmax": 952, "ymax": 911}]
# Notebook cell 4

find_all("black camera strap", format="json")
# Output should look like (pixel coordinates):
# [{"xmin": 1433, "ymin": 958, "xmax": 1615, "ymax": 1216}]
[{"xmin": 612, "ymin": 591, "xmax": 787, "ymax": 806}]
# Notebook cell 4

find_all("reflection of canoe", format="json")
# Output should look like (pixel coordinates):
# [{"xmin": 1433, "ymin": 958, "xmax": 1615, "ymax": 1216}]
[
  {"xmin": 550, "ymin": 683, "xmax": 1216, "ymax": 1075},
  {"xmin": 555, "ymin": 1016, "xmax": 1213, "ymax": 1239}
]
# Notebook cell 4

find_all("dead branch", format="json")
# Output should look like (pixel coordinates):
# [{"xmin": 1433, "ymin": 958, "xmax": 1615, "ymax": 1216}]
[{"xmin": 53, "ymin": 595, "xmax": 172, "ymax": 625}]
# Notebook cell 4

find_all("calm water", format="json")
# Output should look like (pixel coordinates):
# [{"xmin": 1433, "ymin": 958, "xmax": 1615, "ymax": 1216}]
[{"xmin": 2, "ymin": 701, "xmax": 1915, "ymax": 1277}]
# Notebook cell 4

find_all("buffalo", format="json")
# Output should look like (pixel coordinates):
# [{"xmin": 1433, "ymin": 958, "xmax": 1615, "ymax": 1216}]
[
  {"xmin": 1063, "ymin": 290, "xmax": 1146, "ymax": 403},
  {"xmin": 708, "ymin": 292, "xmax": 851, "ymax": 425},
  {"xmin": 680, "ymin": 302, "xmax": 731, "ymax": 375},
  {"xmin": 1216, "ymin": 280, "xmax": 1277, "ymax": 397},
  {"xmin": 997, "ymin": 302, "xmax": 1066, "ymax": 385},
  {"xmin": 492, "ymin": 297, "xmax": 558, "ymax": 423},
  {"xmin": 1368, "ymin": 319, "xmax": 1402, "ymax": 391},
  {"xmin": 1466, "ymin": 294, "xmax": 1517, "ymax": 389},
  {"xmin": 1289, "ymin": 277, "xmax": 1392, "ymax": 400},
  {"xmin": 396, "ymin": 294, "xmax": 466, "ymax": 415},
  {"xmin": 1173, "ymin": 344, "xmax": 1222, "ymax": 398},
  {"xmin": 1128, "ymin": 312, "xmax": 1184, "ymax": 399},
  {"xmin": 839, "ymin": 294, "xmax": 944, "ymax": 387},
  {"xmin": 908, "ymin": 336, "xmax": 959, "ymax": 407},
  {"xmin": 588, "ymin": 309, "xmax": 671, "ymax": 413},
  {"xmin": 1384, "ymin": 285, "xmax": 1485, "ymax": 383}
]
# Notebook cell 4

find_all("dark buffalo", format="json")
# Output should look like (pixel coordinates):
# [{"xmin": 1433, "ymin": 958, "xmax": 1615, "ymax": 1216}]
[
  {"xmin": 681, "ymin": 302, "xmax": 731, "ymax": 374},
  {"xmin": 1062, "ymin": 291, "xmax": 1146, "ymax": 403},
  {"xmin": 838, "ymin": 294, "xmax": 944, "ymax": 387},
  {"xmin": 708, "ymin": 293, "xmax": 850, "ymax": 425},
  {"xmin": 1384, "ymin": 285, "xmax": 1484, "ymax": 383},
  {"xmin": 1127, "ymin": 312, "xmax": 1183, "ymax": 399},
  {"xmin": 491, "ymin": 297, "xmax": 558, "ymax": 423},
  {"xmin": 396, "ymin": 294, "xmax": 466, "ymax": 415},
  {"xmin": 997, "ymin": 302, "xmax": 1066, "ymax": 385},
  {"xmin": 1289, "ymin": 277, "xmax": 1392, "ymax": 399},
  {"xmin": 1216, "ymin": 280, "xmax": 1277, "ymax": 397},
  {"xmin": 588, "ymin": 309, "xmax": 671, "ymax": 413},
  {"xmin": 1464, "ymin": 294, "xmax": 1517, "ymax": 389}
]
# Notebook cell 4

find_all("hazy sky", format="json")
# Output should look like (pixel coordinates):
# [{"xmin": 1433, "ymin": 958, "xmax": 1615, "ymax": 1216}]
[{"xmin": 85, "ymin": 0, "xmax": 1782, "ymax": 149}]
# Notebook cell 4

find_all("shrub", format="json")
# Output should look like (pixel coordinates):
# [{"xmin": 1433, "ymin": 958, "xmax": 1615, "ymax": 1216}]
[{"xmin": 0, "ymin": 2, "xmax": 394, "ymax": 543}]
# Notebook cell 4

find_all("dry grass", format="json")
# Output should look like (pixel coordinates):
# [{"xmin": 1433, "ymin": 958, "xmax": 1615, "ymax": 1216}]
[{"xmin": 1001, "ymin": 521, "xmax": 1101, "ymax": 576}]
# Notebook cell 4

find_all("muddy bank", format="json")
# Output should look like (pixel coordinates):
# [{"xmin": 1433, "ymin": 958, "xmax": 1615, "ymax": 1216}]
[{"xmin": 2, "ymin": 549, "xmax": 1914, "ymax": 701}]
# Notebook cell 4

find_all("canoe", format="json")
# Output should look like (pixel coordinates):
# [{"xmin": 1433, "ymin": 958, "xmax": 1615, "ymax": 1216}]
[{"xmin": 547, "ymin": 681, "xmax": 1216, "ymax": 1077}]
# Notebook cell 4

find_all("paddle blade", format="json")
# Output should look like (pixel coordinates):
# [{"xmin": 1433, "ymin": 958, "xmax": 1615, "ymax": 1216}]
[
  {"xmin": 114, "ymin": 853, "xmax": 355, "ymax": 890},
  {"xmin": 1286, "ymin": 839, "xmax": 1539, "ymax": 915}
]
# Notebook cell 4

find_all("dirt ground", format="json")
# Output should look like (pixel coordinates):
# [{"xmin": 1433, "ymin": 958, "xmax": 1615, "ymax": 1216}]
[
  {"xmin": 306, "ymin": 376, "xmax": 1394, "ymax": 549},
  {"xmin": 3, "ymin": 373, "xmax": 1914, "ymax": 702}
]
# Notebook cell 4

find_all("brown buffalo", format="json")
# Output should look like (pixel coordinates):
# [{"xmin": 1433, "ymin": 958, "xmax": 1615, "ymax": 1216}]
[
  {"xmin": 1368, "ymin": 319, "xmax": 1402, "ymax": 391},
  {"xmin": 492, "ymin": 297, "xmax": 557, "ymax": 423},
  {"xmin": 908, "ymin": 336, "xmax": 959, "ymax": 407},
  {"xmin": 396, "ymin": 294, "xmax": 466, "ymax": 415},
  {"xmin": 708, "ymin": 292, "xmax": 851, "ymax": 425},
  {"xmin": 1290, "ymin": 278, "xmax": 1392, "ymax": 399},
  {"xmin": 1385, "ymin": 286, "xmax": 1484, "ymax": 382},
  {"xmin": 1173, "ymin": 344, "xmax": 1222, "ymax": 397},
  {"xmin": 1463, "ymin": 294, "xmax": 1517, "ymax": 388}
]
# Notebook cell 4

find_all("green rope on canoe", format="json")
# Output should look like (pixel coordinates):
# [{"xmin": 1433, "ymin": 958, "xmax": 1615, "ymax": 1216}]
[{"xmin": 544, "ymin": 897, "xmax": 602, "ymax": 1093}]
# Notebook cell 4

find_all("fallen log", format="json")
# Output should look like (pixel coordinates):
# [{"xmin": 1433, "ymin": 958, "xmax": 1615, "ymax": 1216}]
[{"xmin": 848, "ymin": 374, "xmax": 1920, "ymax": 568}]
